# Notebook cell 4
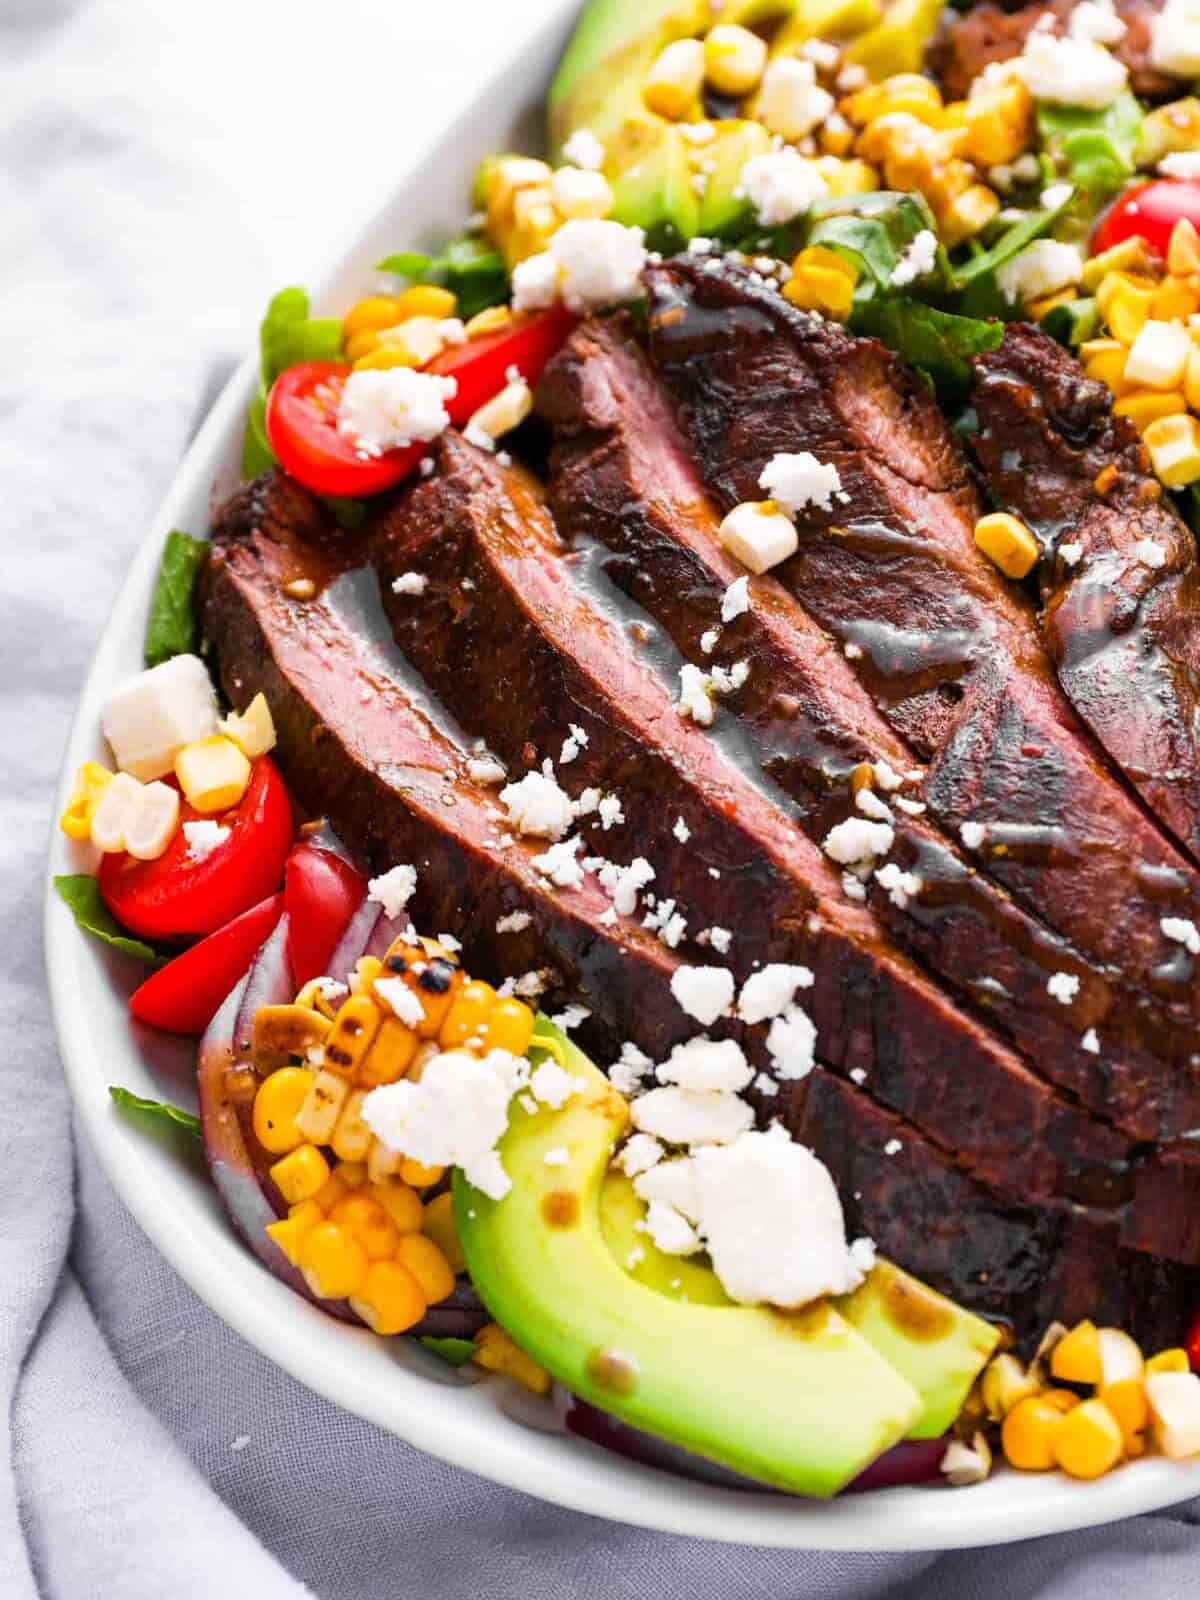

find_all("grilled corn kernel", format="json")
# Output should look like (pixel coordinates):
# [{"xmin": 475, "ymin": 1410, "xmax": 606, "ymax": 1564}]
[
  {"xmin": 400, "ymin": 1157, "xmax": 445, "ymax": 1188},
  {"xmin": 294, "ymin": 1067, "xmax": 351, "ymax": 1144},
  {"xmin": 329, "ymin": 1193, "xmax": 401, "ymax": 1261},
  {"xmin": 1152, "ymin": 277, "xmax": 1200, "ymax": 321},
  {"xmin": 300, "ymin": 1221, "xmax": 369, "ymax": 1300},
  {"xmin": 360, "ymin": 1016, "xmax": 419, "ymax": 1088},
  {"xmin": 818, "ymin": 156, "xmax": 879, "ymax": 196},
  {"xmin": 323, "ymin": 993, "xmax": 383, "ymax": 1079},
  {"xmin": 464, "ymin": 305, "xmax": 514, "ymax": 339},
  {"xmin": 1186, "ymin": 349, "xmax": 1200, "ymax": 412},
  {"xmin": 1053, "ymin": 1397, "xmax": 1124, "ymax": 1480},
  {"xmin": 1081, "ymin": 237, "xmax": 1157, "ymax": 291},
  {"xmin": 396, "ymin": 1232, "xmax": 457, "ymax": 1304},
  {"xmin": 311, "ymin": 1163, "xmax": 353, "ymax": 1214},
  {"xmin": 366, "ymin": 1139, "xmax": 403, "ymax": 1183},
  {"xmin": 1027, "ymin": 288, "xmax": 1077, "ymax": 322},
  {"xmin": 252, "ymin": 1005, "xmax": 330, "ymax": 1073},
  {"xmin": 265, "ymin": 1200, "xmax": 324, "ymax": 1266},
  {"xmin": 440, "ymin": 980, "xmax": 498, "ymax": 1048},
  {"xmin": 1001, "ymin": 1394, "xmax": 1065, "ymax": 1471},
  {"xmin": 473, "ymin": 1323, "xmax": 552, "ymax": 1394},
  {"xmin": 783, "ymin": 245, "xmax": 857, "ymax": 321},
  {"xmin": 643, "ymin": 38, "xmax": 705, "ymax": 121},
  {"xmin": 270, "ymin": 1143, "xmax": 331, "ymax": 1205},
  {"xmin": 253, "ymin": 1067, "xmax": 316, "ymax": 1155},
  {"xmin": 485, "ymin": 997, "xmax": 536, "ymax": 1057},
  {"xmin": 1050, "ymin": 1319, "xmax": 1101, "ymax": 1386},
  {"xmin": 174, "ymin": 735, "xmax": 251, "ymax": 814},
  {"xmin": 330, "ymin": 1086, "xmax": 374, "ymax": 1163},
  {"xmin": 219, "ymin": 692, "xmax": 276, "ymax": 759},
  {"xmin": 1102, "ymin": 1377, "xmax": 1150, "ymax": 1446},
  {"xmin": 549, "ymin": 165, "xmax": 613, "ymax": 221},
  {"xmin": 1147, "ymin": 1348, "xmax": 1191, "ymax": 1375},
  {"xmin": 1113, "ymin": 389, "xmax": 1187, "ymax": 431},
  {"xmin": 466, "ymin": 379, "xmax": 533, "ymax": 445},
  {"xmin": 959, "ymin": 80, "xmax": 1033, "ymax": 166},
  {"xmin": 974, "ymin": 512, "xmax": 1039, "ymax": 580},
  {"xmin": 939, "ymin": 183, "xmax": 1000, "ymax": 248},
  {"xmin": 395, "ymin": 285, "xmax": 457, "ymax": 321},
  {"xmin": 981, "ymin": 1352, "xmax": 1040, "ymax": 1421},
  {"xmin": 1096, "ymin": 272, "xmax": 1158, "ymax": 344},
  {"xmin": 703, "ymin": 23, "xmax": 767, "ymax": 97},
  {"xmin": 1170, "ymin": 218, "xmax": 1200, "ymax": 277},
  {"xmin": 295, "ymin": 979, "xmax": 342, "ymax": 1022},
  {"xmin": 1143, "ymin": 412, "xmax": 1200, "ymax": 486},
  {"xmin": 60, "ymin": 762, "xmax": 113, "ymax": 840},
  {"xmin": 1082, "ymin": 339, "xmax": 1132, "ymax": 396},
  {"xmin": 351, "ymin": 956, "xmax": 384, "ymax": 995},
  {"xmin": 343, "ymin": 296, "xmax": 402, "ymax": 337},
  {"xmin": 378, "ymin": 315, "xmax": 446, "ymax": 368},
  {"xmin": 345, "ymin": 328, "xmax": 385, "ymax": 364},
  {"xmin": 380, "ymin": 938, "xmax": 462, "ymax": 1037},
  {"xmin": 844, "ymin": 75, "xmax": 943, "ymax": 127},
  {"xmin": 370, "ymin": 1176, "xmax": 424, "ymax": 1234},
  {"xmin": 350, "ymin": 1260, "xmax": 428, "ymax": 1335},
  {"xmin": 422, "ymin": 1190, "xmax": 466, "ymax": 1273}
]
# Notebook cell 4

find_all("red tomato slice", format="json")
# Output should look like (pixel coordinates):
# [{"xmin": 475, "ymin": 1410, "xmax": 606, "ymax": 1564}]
[
  {"xmin": 129, "ymin": 893, "xmax": 285, "ymax": 1035},
  {"xmin": 1187, "ymin": 1314, "xmax": 1200, "ymax": 1372},
  {"xmin": 284, "ymin": 838, "xmax": 367, "ymax": 987},
  {"xmin": 432, "ymin": 304, "xmax": 579, "ymax": 422},
  {"xmin": 99, "ymin": 757, "xmax": 294, "ymax": 941},
  {"xmin": 1092, "ymin": 180, "xmax": 1200, "ymax": 260}
]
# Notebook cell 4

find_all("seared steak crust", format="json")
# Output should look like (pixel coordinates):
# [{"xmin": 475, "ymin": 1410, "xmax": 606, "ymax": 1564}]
[{"xmin": 972, "ymin": 323, "xmax": 1200, "ymax": 869}]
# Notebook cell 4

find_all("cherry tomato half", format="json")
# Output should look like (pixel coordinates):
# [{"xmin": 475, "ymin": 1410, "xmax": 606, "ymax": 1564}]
[
  {"xmin": 129, "ymin": 892, "xmax": 285, "ymax": 1035},
  {"xmin": 264, "ymin": 306, "xmax": 578, "ymax": 500},
  {"xmin": 1092, "ymin": 180, "xmax": 1200, "ymax": 260},
  {"xmin": 1187, "ymin": 1313, "xmax": 1200, "ymax": 1372},
  {"xmin": 99, "ymin": 757, "xmax": 294, "ymax": 941},
  {"xmin": 284, "ymin": 838, "xmax": 367, "ymax": 988}
]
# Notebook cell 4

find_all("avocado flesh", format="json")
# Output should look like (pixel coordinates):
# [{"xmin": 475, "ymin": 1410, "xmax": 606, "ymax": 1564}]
[
  {"xmin": 455, "ymin": 1025, "xmax": 923, "ymax": 1498},
  {"xmin": 770, "ymin": 0, "xmax": 882, "ymax": 55},
  {"xmin": 842, "ymin": 0, "xmax": 945, "ymax": 77},
  {"xmin": 607, "ymin": 119, "xmax": 702, "ymax": 253},
  {"xmin": 697, "ymin": 120, "xmax": 771, "ymax": 239}
]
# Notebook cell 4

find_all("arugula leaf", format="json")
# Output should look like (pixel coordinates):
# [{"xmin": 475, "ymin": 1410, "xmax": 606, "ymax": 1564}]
[
  {"xmin": 851, "ymin": 297, "xmax": 1003, "ymax": 390},
  {"xmin": 53, "ymin": 875, "xmax": 161, "ymax": 964},
  {"xmin": 1038, "ymin": 91, "xmax": 1143, "ymax": 202},
  {"xmin": 952, "ymin": 186, "xmax": 1078, "ymax": 310},
  {"xmin": 109, "ymin": 1086, "xmax": 202, "ymax": 1139},
  {"xmin": 806, "ymin": 190, "xmax": 951, "ymax": 297},
  {"xmin": 376, "ymin": 235, "xmax": 509, "ymax": 319},
  {"xmin": 419, "ymin": 1335, "xmax": 477, "ymax": 1366},
  {"xmin": 144, "ymin": 530, "xmax": 207, "ymax": 667}
]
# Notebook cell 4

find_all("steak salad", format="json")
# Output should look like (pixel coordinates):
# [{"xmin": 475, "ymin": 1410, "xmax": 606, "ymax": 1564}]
[{"xmin": 56, "ymin": 0, "xmax": 1200, "ymax": 1497}]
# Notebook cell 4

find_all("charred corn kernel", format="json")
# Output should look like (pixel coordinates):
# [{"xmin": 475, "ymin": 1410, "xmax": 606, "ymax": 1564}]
[
  {"xmin": 1143, "ymin": 413, "xmax": 1200, "ymax": 486},
  {"xmin": 343, "ymin": 296, "xmax": 402, "ymax": 337},
  {"xmin": 510, "ymin": 185, "xmax": 560, "ymax": 261},
  {"xmin": 294, "ymin": 1067, "xmax": 351, "ymax": 1144},
  {"xmin": 1137, "ymin": 97, "xmax": 1200, "ymax": 165},
  {"xmin": 1113, "ymin": 389, "xmax": 1187, "ymax": 431},
  {"xmin": 1097, "ymin": 272, "xmax": 1157, "ymax": 344},
  {"xmin": 464, "ymin": 305, "xmax": 514, "ymax": 338},
  {"xmin": 817, "ymin": 156, "xmax": 879, "ymax": 196},
  {"xmin": 703, "ymin": 23, "xmax": 767, "ymax": 97},
  {"xmin": 379, "ymin": 937, "xmax": 462, "ymax": 1037},
  {"xmin": 1102, "ymin": 1378, "xmax": 1150, "ymax": 1446},
  {"xmin": 783, "ymin": 245, "xmax": 857, "ymax": 321},
  {"xmin": 60, "ymin": 762, "xmax": 113, "ymax": 839},
  {"xmin": 295, "ymin": 979, "xmax": 342, "ymax": 1022},
  {"xmin": 1145, "ymin": 1371, "xmax": 1200, "ymax": 1457},
  {"xmin": 440, "ymin": 980, "xmax": 498, "ymax": 1048},
  {"xmin": 360, "ymin": 1016, "xmax": 419, "ymax": 1088},
  {"xmin": 270, "ymin": 1143, "xmax": 331, "ymax": 1205},
  {"xmin": 252, "ymin": 1005, "xmax": 330, "ymax": 1072},
  {"xmin": 174, "ymin": 735, "xmax": 251, "ymax": 814},
  {"xmin": 1147, "ymin": 1348, "xmax": 1191, "ymax": 1375},
  {"xmin": 349, "ymin": 1259, "xmax": 427, "ymax": 1334},
  {"xmin": 219, "ymin": 692, "xmax": 276, "ymax": 758},
  {"xmin": 345, "ymin": 328, "xmax": 385, "ymax": 364},
  {"xmin": 396, "ymin": 1232, "xmax": 456, "ymax": 1304},
  {"xmin": 844, "ymin": 75, "xmax": 943, "ymax": 127},
  {"xmin": 1082, "ymin": 339, "xmax": 1132, "ymax": 396},
  {"xmin": 422, "ymin": 1190, "xmax": 465, "ymax": 1273},
  {"xmin": 1185, "ymin": 349, "xmax": 1200, "ymax": 411},
  {"xmin": 939, "ymin": 183, "xmax": 1000, "ymax": 248},
  {"xmin": 351, "ymin": 956, "xmax": 384, "ymax": 995},
  {"xmin": 300, "ymin": 1221, "xmax": 369, "ymax": 1300},
  {"xmin": 1170, "ymin": 218, "xmax": 1200, "ymax": 277},
  {"xmin": 1001, "ymin": 1394, "xmax": 1065, "ymax": 1471},
  {"xmin": 466, "ymin": 379, "xmax": 532, "ymax": 444},
  {"xmin": 1152, "ymin": 277, "xmax": 1200, "ymax": 321},
  {"xmin": 400, "ymin": 1157, "xmax": 445, "ymax": 1188},
  {"xmin": 473, "ymin": 1323, "xmax": 552, "ymax": 1394},
  {"xmin": 1028, "ymin": 288, "xmax": 1077, "ymax": 322},
  {"xmin": 265, "ymin": 1200, "xmax": 324, "ymax": 1266},
  {"xmin": 488, "ymin": 156, "xmax": 553, "ymax": 218},
  {"xmin": 311, "ymin": 1164, "xmax": 352, "ymax": 1214},
  {"xmin": 959, "ymin": 80, "xmax": 1033, "ymax": 166},
  {"xmin": 1053, "ymin": 1397, "xmax": 1124, "ymax": 1480},
  {"xmin": 367, "ymin": 1139, "xmax": 403, "ymax": 1183},
  {"xmin": 253, "ymin": 1067, "xmax": 316, "ymax": 1154},
  {"xmin": 395, "ymin": 284, "xmax": 457, "ymax": 321},
  {"xmin": 330, "ymin": 1086, "xmax": 374, "ymax": 1163},
  {"xmin": 339, "ymin": 1160, "xmax": 368, "ymax": 1189},
  {"xmin": 484, "ymin": 997, "xmax": 536, "ymax": 1057},
  {"xmin": 1050, "ymin": 1319, "xmax": 1101, "ymax": 1386},
  {"xmin": 819, "ymin": 117, "xmax": 858, "ymax": 158},
  {"xmin": 1081, "ymin": 237, "xmax": 1158, "ymax": 292},
  {"xmin": 974, "ymin": 512, "xmax": 1039, "ymax": 580},
  {"xmin": 353, "ymin": 343, "xmax": 422, "ymax": 372},
  {"xmin": 378, "ymin": 315, "xmax": 446, "ymax": 367},
  {"xmin": 329, "ymin": 1193, "xmax": 401, "ymax": 1261},
  {"xmin": 370, "ymin": 1176, "xmax": 424, "ymax": 1234},
  {"xmin": 981, "ymin": 1352, "xmax": 1040, "ymax": 1421},
  {"xmin": 643, "ymin": 38, "xmax": 705, "ymax": 121},
  {"xmin": 1044, "ymin": 1388, "xmax": 1082, "ymax": 1413},
  {"xmin": 323, "ymin": 993, "xmax": 383, "ymax": 1079}
]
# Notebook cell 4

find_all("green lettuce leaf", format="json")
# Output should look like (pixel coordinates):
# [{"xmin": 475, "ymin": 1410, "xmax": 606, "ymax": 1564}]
[
  {"xmin": 1038, "ymin": 91, "xmax": 1143, "ymax": 202},
  {"xmin": 242, "ymin": 287, "xmax": 344, "ymax": 480},
  {"xmin": 1040, "ymin": 295, "xmax": 1100, "ymax": 347},
  {"xmin": 109, "ymin": 1086, "xmax": 202, "ymax": 1138},
  {"xmin": 53, "ymin": 875, "xmax": 161, "ymax": 964},
  {"xmin": 951, "ymin": 185, "xmax": 1078, "ymax": 316},
  {"xmin": 376, "ymin": 235, "xmax": 509, "ymax": 319},
  {"xmin": 851, "ymin": 297, "xmax": 1003, "ymax": 390},
  {"xmin": 806, "ymin": 190, "xmax": 952, "ymax": 297},
  {"xmin": 144, "ymin": 530, "xmax": 208, "ymax": 667},
  {"xmin": 419, "ymin": 1335, "xmax": 477, "ymax": 1366}
]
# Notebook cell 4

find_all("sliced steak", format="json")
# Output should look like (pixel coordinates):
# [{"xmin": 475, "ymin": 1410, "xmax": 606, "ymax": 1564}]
[
  {"xmin": 539, "ymin": 316, "xmax": 1186, "ymax": 1141},
  {"xmin": 639, "ymin": 255, "xmax": 1200, "ymax": 1136},
  {"xmin": 971, "ymin": 323, "xmax": 1200, "ymax": 870},
  {"xmin": 928, "ymin": 0, "xmax": 1174, "ymax": 105}
]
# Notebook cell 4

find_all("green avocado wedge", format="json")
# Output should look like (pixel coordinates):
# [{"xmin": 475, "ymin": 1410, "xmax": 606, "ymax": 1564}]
[{"xmin": 455, "ymin": 1025, "xmax": 925, "ymax": 1497}]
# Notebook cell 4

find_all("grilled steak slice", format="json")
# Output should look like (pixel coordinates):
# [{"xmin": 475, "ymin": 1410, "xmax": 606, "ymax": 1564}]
[
  {"xmin": 639, "ymin": 255, "xmax": 1200, "ymax": 1136},
  {"xmin": 539, "ymin": 317, "xmax": 1184, "ymax": 1138},
  {"xmin": 928, "ymin": 0, "xmax": 1174, "ymax": 104},
  {"xmin": 971, "ymin": 323, "xmax": 1200, "ymax": 869},
  {"xmin": 370, "ymin": 432, "xmax": 1145, "ymax": 1212}
]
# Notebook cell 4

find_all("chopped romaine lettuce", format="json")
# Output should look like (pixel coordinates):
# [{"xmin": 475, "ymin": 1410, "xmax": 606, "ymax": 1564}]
[
  {"xmin": 1041, "ymin": 295, "xmax": 1100, "ymax": 347},
  {"xmin": 805, "ymin": 191, "xmax": 952, "ymax": 298},
  {"xmin": 243, "ymin": 288, "xmax": 344, "ymax": 480},
  {"xmin": 852, "ymin": 297, "xmax": 1003, "ymax": 391},
  {"xmin": 419, "ymin": 1335, "xmax": 478, "ymax": 1366},
  {"xmin": 144, "ymin": 530, "xmax": 208, "ymax": 668},
  {"xmin": 952, "ymin": 185, "xmax": 1079, "ymax": 319},
  {"xmin": 1038, "ymin": 91, "xmax": 1143, "ymax": 203},
  {"xmin": 377, "ymin": 235, "xmax": 509, "ymax": 320},
  {"xmin": 54, "ymin": 875, "xmax": 161, "ymax": 964}
]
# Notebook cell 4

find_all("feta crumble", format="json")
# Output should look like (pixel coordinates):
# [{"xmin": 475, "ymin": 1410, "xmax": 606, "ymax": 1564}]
[
  {"xmin": 598, "ymin": 794, "xmax": 625, "ymax": 831},
  {"xmin": 336, "ymin": 369, "xmax": 457, "ymax": 458},
  {"xmin": 559, "ymin": 723, "xmax": 589, "ymax": 765},
  {"xmin": 631, "ymin": 1085, "xmax": 754, "ymax": 1147},
  {"xmin": 368, "ymin": 863, "xmax": 417, "ymax": 920},
  {"xmin": 1162, "ymin": 916, "xmax": 1200, "ymax": 955},
  {"xmin": 1059, "ymin": 541, "xmax": 1084, "ymax": 567},
  {"xmin": 960, "ymin": 821, "xmax": 988, "ymax": 850},
  {"xmin": 669, "ymin": 964, "xmax": 736, "ymax": 1025},
  {"xmin": 738, "ymin": 963, "xmax": 815, "ymax": 1024},
  {"xmin": 759, "ymin": 451, "xmax": 842, "ymax": 515},
  {"xmin": 182, "ymin": 819, "xmax": 229, "ymax": 863},
  {"xmin": 740, "ymin": 148, "xmax": 829, "ymax": 225},
  {"xmin": 1081, "ymin": 1027, "xmax": 1101, "ymax": 1055},
  {"xmin": 673, "ymin": 815, "xmax": 691, "ymax": 843},
  {"xmin": 678, "ymin": 663, "xmax": 716, "ymax": 726},
  {"xmin": 721, "ymin": 576, "xmax": 751, "ymax": 621},
  {"xmin": 374, "ymin": 975, "xmax": 426, "ymax": 1028},
  {"xmin": 765, "ymin": 1005, "xmax": 818, "ymax": 1080},
  {"xmin": 531, "ymin": 835, "xmax": 585, "ymax": 889},
  {"xmin": 1135, "ymin": 538, "xmax": 1168, "ymax": 570},
  {"xmin": 1047, "ymin": 970, "xmax": 1081, "ymax": 1005},
  {"xmin": 822, "ymin": 816, "xmax": 895, "ymax": 866},
  {"xmin": 499, "ymin": 770, "xmax": 576, "ymax": 840},
  {"xmin": 467, "ymin": 755, "xmax": 507, "ymax": 785},
  {"xmin": 996, "ymin": 239, "xmax": 1083, "ymax": 305},
  {"xmin": 496, "ymin": 909, "xmax": 532, "ymax": 934},
  {"xmin": 657, "ymin": 1036, "xmax": 753, "ymax": 1094},
  {"xmin": 1016, "ymin": 31, "xmax": 1128, "ymax": 108},
  {"xmin": 875, "ymin": 861, "xmax": 924, "ymax": 910},
  {"xmin": 513, "ymin": 219, "xmax": 648, "ymax": 314},
  {"xmin": 756, "ymin": 57, "xmax": 835, "ymax": 141},
  {"xmin": 1151, "ymin": 0, "xmax": 1200, "ymax": 76},
  {"xmin": 890, "ymin": 228, "xmax": 938, "ymax": 288},
  {"xmin": 390, "ymin": 571, "xmax": 428, "ymax": 596},
  {"xmin": 562, "ymin": 128, "xmax": 605, "ymax": 170}
]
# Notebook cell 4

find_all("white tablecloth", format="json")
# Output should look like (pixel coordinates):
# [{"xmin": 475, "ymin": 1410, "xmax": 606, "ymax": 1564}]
[{"xmin": 6, "ymin": 1, "xmax": 1200, "ymax": 1592}]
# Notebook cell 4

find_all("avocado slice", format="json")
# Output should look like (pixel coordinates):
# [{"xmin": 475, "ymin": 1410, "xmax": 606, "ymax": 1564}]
[
  {"xmin": 841, "ymin": 0, "xmax": 944, "ymax": 78},
  {"xmin": 770, "ymin": 0, "xmax": 882, "ymax": 55},
  {"xmin": 697, "ymin": 119, "xmax": 771, "ymax": 239},
  {"xmin": 607, "ymin": 119, "xmax": 702, "ymax": 253},
  {"xmin": 455, "ymin": 1025, "xmax": 924, "ymax": 1497}
]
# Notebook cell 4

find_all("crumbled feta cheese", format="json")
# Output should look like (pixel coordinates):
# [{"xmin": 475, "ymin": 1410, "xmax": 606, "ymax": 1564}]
[
  {"xmin": 631, "ymin": 1086, "xmax": 755, "ymax": 1147},
  {"xmin": 1059, "ymin": 541, "xmax": 1084, "ymax": 567},
  {"xmin": 765, "ymin": 1005, "xmax": 817, "ymax": 1080},
  {"xmin": 529, "ymin": 1059, "xmax": 583, "ymax": 1110},
  {"xmin": 822, "ymin": 816, "xmax": 894, "ymax": 866},
  {"xmin": 611, "ymin": 1042, "xmax": 653, "ymax": 1097},
  {"xmin": 883, "ymin": 1137, "xmax": 903, "ymax": 1156},
  {"xmin": 1047, "ymin": 970, "xmax": 1081, "ymax": 1005},
  {"xmin": 559, "ymin": 723, "xmax": 589, "ymax": 765},
  {"xmin": 1135, "ymin": 538, "xmax": 1168, "ymax": 570},
  {"xmin": 101, "ymin": 653, "xmax": 220, "ymax": 783},
  {"xmin": 635, "ymin": 1157, "xmax": 702, "ymax": 1220},
  {"xmin": 514, "ymin": 968, "xmax": 553, "ymax": 999},
  {"xmin": 1039, "ymin": 181, "xmax": 1075, "ymax": 211},
  {"xmin": 510, "ymin": 250, "xmax": 560, "ymax": 312},
  {"xmin": 499, "ymin": 770, "xmax": 576, "ymax": 840},
  {"xmin": 1160, "ymin": 151, "xmax": 1200, "ymax": 178},
  {"xmin": 597, "ymin": 855, "xmax": 655, "ymax": 916},
  {"xmin": 368, "ymin": 863, "xmax": 417, "ymax": 920},
  {"xmin": 841, "ymin": 871, "xmax": 868, "ymax": 902},
  {"xmin": 520, "ymin": 219, "xmax": 648, "ymax": 313},
  {"xmin": 739, "ymin": 148, "xmax": 829, "ymax": 225},
  {"xmin": 759, "ymin": 451, "xmax": 842, "ymax": 515},
  {"xmin": 1162, "ymin": 916, "xmax": 1200, "ymax": 955},
  {"xmin": 644, "ymin": 1201, "xmax": 703, "ymax": 1255},
  {"xmin": 678, "ymin": 663, "xmax": 716, "ymax": 725},
  {"xmin": 336, "ymin": 369, "xmax": 456, "ymax": 457},
  {"xmin": 996, "ymin": 239, "xmax": 1083, "ymax": 305},
  {"xmin": 721, "ymin": 576, "xmax": 751, "ymax": 621},
  {"xmin": 531, "ymin": 835, "xmax": 585, "ymax": 889},
  {"xmin": 1081, "ymin": 1027, "xmax": 1101, "ymax": 1055},
  {"xmin": 706, "ymin": 926, "xmax": 733, "ymax": 955},
  {"xmin": 496, "ymin": 909, "xmax": 531, "ymax": 934},
  {"xmin": 1016, "ymin": 31, "xmax": 1128, "ymax": 108},
  {"xmin": 700, "ymin": 627, "xmax": 720, "ymax": 654},
  {"xmin": 890, "ymin": 228, "xmax": 938, "ymax": 288},
  {"xmin": 562, "ymin": 128, "xmax": 605, "ymax": 170},
  {"xmin": 756, "ymin": 57, "xmax": 834, "ymax": 140},
  {"xmin": 551, "ymin": 166, "xmax": 613, "ymax": 221},
  {"xmin": 718, "ymin": 501, "xmax": 799, "ymax": 574},
  {"xmin": 875, "ymin": 861, "xmax": 924, "ymax": 910},
  {"xmin": 673, "ymin": 815, "xmax": 691, "ymax": 843},
  {"xmin": 855, "ymin": 788, "xmax": 893, "ymax": 822},
  {"xmin": 182, "ymin": 819, "xmax": 229, "ymax": 863},
  {"xmin": 960, "ymin": 821, "xmax": 988, "ymax": 850},
  {"xmin": 597, "ymin": 794, "xmax": 625, "ymax": 831},
  {"xmin": 738, "ymin": 963, "xmax": 814, "ymax": 1025},
  {"xmin": 551, "ymin": 1004, "xmax": 591, "ymax": 1032},
  {"xmin": 1151, "ymin": 0, "xmax": 1200, "ymax": 76},
  {"xmin": 669, "ymin": 964, "xmax": 736, "ymax": 1025},
  {"xmin": 374, "ymin": 975, "xmax": 426, "ymax": 1028},
  {"xmin": 390, "ymin": 571, "xmax": 428, "ymax": 596},
  {"xmin": 618, "ymin": 1136, "xmax": 663, "ymax": 1180},
  {"xmin": 1070, "ymin": 0, "xmax": 1126, "ymax": 44},
  {"xmin": 657, "ymin": 1036, "xmax": 753, "ymax": 1094},
  {"xmin": 894, "ymin": 796, "xmax": 926, "ymax": 816},
  {"xmin": 468, "ymin": 755, "xmax": 507, "ymax": 785},
  {"xmin": 849, "ymin": 1066, "xmax": 868, "ymax": 1085}
]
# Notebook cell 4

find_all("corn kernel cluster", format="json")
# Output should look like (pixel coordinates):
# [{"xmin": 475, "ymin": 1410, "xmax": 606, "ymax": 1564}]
[{"xmin": 484, "ymin": 155, "xmax": 614, "ymax": 271}]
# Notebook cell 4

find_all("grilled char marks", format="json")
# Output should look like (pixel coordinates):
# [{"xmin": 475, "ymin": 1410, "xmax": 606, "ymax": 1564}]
[{"xmin": 972, "ymin": 324, "xmax": 1200, "ymax": 869}]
